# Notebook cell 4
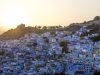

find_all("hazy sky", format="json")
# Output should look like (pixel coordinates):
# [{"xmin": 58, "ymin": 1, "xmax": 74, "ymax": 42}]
[{"xmin": 0, "ymin": 0, "xmax": 100, "ymax": 33}]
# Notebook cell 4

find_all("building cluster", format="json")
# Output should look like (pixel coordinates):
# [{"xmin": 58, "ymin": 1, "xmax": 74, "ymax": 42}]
[{"xmin": 0, "ymin": 26, "xmax": 100, "ymax": 75}]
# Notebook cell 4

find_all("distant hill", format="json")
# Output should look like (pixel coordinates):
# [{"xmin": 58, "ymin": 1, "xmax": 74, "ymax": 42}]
[
  {"xmin": 0, "ymin": 16, "xmax": 100, "ymax": 40},
  {"xmin": 0, "ymin": 24, "xmax": 66, "ymax": 40}
]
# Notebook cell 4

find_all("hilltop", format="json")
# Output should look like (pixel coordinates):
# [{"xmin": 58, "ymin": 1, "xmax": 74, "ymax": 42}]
[{"xmin": 0, "ymin": 16, "xmax": 100, "ymax": 41}]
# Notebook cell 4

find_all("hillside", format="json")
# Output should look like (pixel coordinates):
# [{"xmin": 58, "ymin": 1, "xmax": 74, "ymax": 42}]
[{"xmin": 0, "ymin": 16, "xmax": 100, "ymax": 40}]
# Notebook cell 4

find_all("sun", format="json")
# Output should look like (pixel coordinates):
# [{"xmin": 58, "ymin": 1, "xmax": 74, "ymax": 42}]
[{"xmin": 1, "ymin": 8, "xmax": 28, "ymax": 28}]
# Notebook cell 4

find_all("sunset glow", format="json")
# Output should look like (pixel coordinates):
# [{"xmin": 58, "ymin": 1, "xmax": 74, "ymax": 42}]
[
  {"xmin": 1, "ymin": 7, "xmax": 28, "ymax": 29},
  {"xmin": 0, "ymin": 0, "xmax": 100, "ymax": 32}
]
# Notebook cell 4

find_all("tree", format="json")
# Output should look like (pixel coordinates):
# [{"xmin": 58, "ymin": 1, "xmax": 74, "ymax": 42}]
[
  {"xmin": 0, "ymin": 50, "xmax": 5, "ymax": 56},
  {"xmin": 94, "ymin": 16, "xmax": 100, "ymax": 20},
  {"xmin": 43, "ymin": 26, "xmax": 47, "ymax": 29},
  {"xmin": 37, "ymin": 26, "xmax": 41, "ymax": 29},
  {"xmin": 43, "ymin": 37, "xmax": 49, "ymax": 43},
  {"xmin": 17, "ymin": 24, "xmax": 25, "ymax": 29},
  {"xmin": 59, "ymin": 41, "xmax": 69, "ymax": 53},
  {"xmin": 58, "ymin": 25, "xmax": 62, "ymax": 28}
]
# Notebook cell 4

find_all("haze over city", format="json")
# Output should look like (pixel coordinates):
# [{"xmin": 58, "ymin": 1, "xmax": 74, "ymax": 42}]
[{"xmin": 0, "ymin": 0, "xmax": 100, "ymax": 34}]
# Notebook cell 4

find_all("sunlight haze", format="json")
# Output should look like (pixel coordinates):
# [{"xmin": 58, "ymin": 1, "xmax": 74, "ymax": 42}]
[{"xmin": 0, "ymin": 0, "xmax": 100, "ymax": 33}]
